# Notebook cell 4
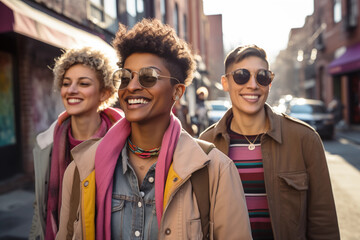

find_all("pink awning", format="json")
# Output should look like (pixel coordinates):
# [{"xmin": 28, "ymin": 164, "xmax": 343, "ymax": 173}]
[
  {"xmin": 0, "ymin": 0, "xmax": 116, "ymax": 59},
  {"xmin": 329, "ymin": 43, "xmax": 360, "ymax": 75}
]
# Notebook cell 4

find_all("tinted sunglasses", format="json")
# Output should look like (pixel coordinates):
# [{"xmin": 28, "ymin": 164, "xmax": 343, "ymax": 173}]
[
  {"xmin": 225, "ymin": 68, "xmax": 274, "ymax": 86},
  {"xmin": 112, "ymin": 67, "xmax": 180, "ymax": 90}
]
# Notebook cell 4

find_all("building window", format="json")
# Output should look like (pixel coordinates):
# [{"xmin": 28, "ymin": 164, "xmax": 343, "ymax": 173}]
[
  {"xmin": 183, "ymin": 14, "xmax": 187, "ymax": 41},
  {"xmin": 346, "ymin": 0, "xmax": 358, "ymax": 29},
  {"xmin": 173, "ymin": 3, "xmax": 179, "ymax": 35},
  {"xmin": 127, "ymin": 0, "xmax": 146, "ymax": 27},
  {"xmin": 88, "ymin": 0, "xmax": 117, "ymax": 32},
  {"xmin": 161, "ymin": 0, "xmax": 167, "ymax": 23},
  {"xmin": 333, "ymin": 0, "xmax": 342, "ymax": 23}
]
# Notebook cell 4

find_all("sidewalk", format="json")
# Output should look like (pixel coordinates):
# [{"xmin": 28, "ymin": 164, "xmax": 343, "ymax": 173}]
[
  {"xmin": 335, "ymin": 125, "xmax": 360, "ymax": 145},
  {"xmin": 0, "ymin": 189, "xmax": 34, "ymax": 240}
]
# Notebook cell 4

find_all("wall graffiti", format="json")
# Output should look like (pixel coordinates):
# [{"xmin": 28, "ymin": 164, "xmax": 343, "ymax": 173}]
[{"xmin": 0, "ymin": 51, "xmax": 16, "ymax": 147}]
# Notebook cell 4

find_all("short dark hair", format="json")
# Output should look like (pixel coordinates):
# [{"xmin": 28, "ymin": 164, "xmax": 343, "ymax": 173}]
[
  {"xmin": 112, "ymin": 18, "xmax": 196, "ymax": 86},
  {"xmin": 224, "ymin": 45, "xmax": 269, "ymax": 73}
]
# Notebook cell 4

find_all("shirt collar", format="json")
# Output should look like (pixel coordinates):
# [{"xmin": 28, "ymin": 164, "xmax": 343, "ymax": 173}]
[{"xmin": 121, "ymin": 143, "xmax": 129, "ymax": 174}]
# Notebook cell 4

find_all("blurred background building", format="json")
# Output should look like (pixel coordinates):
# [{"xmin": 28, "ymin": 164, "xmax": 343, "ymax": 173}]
[
  {"xmin": 270, "ymin": 0, "xmax": 360, "ymax": 129},
  {"xmin": 0, "ymin": 0, "xmax": 225, "ymax": 191}
]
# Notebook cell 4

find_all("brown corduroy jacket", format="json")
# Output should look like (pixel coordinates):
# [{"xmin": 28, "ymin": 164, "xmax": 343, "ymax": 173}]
[{"xmin": 200, "ymin": 103, "xmax": 340, "ymax": 240}]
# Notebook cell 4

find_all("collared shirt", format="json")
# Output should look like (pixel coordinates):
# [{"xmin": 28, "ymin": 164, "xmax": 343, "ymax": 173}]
[{"xmin": 111, "ymin": 144, "xmax": 158, "ymax": 239}]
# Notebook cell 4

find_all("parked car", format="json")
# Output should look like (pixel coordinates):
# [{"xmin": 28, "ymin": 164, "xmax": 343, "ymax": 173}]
[
  {"xmin": 273, "ymin": 94, "xmax": 294, "ymax": 113},
  {"xmin": 205, "ymin": 100, "xmax": 231, "ymax": 126},
  {"xmin": 286, "ymin": 98, "xmax": 335, "ymax": 139}
]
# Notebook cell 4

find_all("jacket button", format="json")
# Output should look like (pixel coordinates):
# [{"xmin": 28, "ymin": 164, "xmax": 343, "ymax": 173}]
[
  {"xmin": 165, "ymin": 228, "xmax": 171, "ymax": 235},
  {"xmin": 173, "ymin": 177, "xmax": 178, "ymax": 182},
  {"xmin": 84, "ymin": 181, "xmax": 89, "ymax": 187},
  {"xmin": 148, "ymin": 177, "xmax": 154, "ymax": 183}
]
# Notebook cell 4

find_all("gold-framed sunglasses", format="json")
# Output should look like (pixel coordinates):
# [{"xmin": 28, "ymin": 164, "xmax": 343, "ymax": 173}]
[{"xmin": 112, "ymin": 67, "xmax": 181, "ymax": 90}]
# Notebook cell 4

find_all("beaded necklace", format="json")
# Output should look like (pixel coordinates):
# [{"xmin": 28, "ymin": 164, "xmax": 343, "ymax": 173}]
[{"xmin": 127, "ymin": 137, "xmax": 161, "ymax": 159}]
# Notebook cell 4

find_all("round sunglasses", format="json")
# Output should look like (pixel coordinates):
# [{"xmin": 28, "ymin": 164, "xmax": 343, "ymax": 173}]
[
  {"xmin": 112, "ymin": 67, "xmax": 180, "ymax": 90},
  {"xmin": 225, "ymin": 68, "xmax": 274, "ymax": 86}
]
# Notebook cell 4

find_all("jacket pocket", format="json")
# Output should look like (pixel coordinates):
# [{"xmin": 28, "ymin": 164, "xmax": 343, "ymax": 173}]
[
  {"xmin": 278, "ymin": 171, "xmax": 308, "ymax": 236},
  {"xmin": 186, "ymin": 218, "xmax": 203, "ymax": 240},
  {"xmin": 278, "ymin": 171, "xmax": 308, "ymax": 191},
  {"xmin": 111, "ymin": 198, "xmax": 125, "ymax": 238},
  {"xmin": 111, "ymin": 198, "xmax": 124, "ymax": 212}
]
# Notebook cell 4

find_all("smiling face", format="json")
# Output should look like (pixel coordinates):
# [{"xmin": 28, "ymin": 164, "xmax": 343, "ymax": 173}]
[
  {"xmin": 118, "ymin": 52, "xmax": 182, "ymax": 125},
  {"xmin": 222, "ymin": 56, "xmax": 271, "ymax": 118},
  {"xmin": 60, "ymin": 64, "xmax": 108, "ymax": 117}
]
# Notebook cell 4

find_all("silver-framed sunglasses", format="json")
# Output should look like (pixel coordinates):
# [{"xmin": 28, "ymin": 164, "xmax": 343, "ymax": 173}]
[{"xmin": 225, "ymin": 68, "xmax": 274, "ymax": 86}]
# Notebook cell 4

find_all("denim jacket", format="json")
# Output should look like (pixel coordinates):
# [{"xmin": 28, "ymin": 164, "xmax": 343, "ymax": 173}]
[{"xmin": 111, "ymin": 145, "xmax": 158, "ymax": 239}]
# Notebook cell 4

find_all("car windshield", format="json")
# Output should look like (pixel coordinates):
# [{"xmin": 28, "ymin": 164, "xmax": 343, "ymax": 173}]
[
  {"xmin": 291, "ymin": 104, "xmax": 327, "ymax": 114},
  {"xmin": 211, "ymin": 105, "xmax": 228, "ymax": 111}
]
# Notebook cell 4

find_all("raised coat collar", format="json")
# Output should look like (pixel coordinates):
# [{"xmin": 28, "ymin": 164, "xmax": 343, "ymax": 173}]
[{"xmin": 210, "ymin": 103, "xmax": 283, "ymax": 144}]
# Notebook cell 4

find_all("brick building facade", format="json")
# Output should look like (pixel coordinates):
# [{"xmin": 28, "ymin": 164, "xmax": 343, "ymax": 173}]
[
  {"xmin": 271, "ymin": 0, "xmax": 360, "ymax": 127},
  {"xmin": 0, "ymin": 0, "xmax": 223, "ymax": 191}
]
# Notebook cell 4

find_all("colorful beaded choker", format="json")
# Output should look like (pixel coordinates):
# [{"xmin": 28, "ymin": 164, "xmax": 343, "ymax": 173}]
[{"xmin": 127, "ymin": 137, "xmax": 161, "ymax": 159}]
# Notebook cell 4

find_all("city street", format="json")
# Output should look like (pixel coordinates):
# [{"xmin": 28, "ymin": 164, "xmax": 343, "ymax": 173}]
[
  {"xmin": 0, "ymin": 133, "xmax": 360, "ymax": 239},
  {"xmin": 323, "ymin": 137, "xmax": 360, "ymax": 240}
]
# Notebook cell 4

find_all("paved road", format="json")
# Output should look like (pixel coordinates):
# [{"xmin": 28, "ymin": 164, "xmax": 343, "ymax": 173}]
[{"xmin": 323, "ymin": 137, "xmax": 360, "ymax": 240}]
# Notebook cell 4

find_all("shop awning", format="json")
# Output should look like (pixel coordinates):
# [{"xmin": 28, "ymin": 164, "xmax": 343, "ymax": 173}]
[
  {"xmin": 328, "ymin": 43, "xmax": 360, "ymax": 75},
  {"xmin": 0, "ymin": 0, "xmax": 117, "ymax": 61}
]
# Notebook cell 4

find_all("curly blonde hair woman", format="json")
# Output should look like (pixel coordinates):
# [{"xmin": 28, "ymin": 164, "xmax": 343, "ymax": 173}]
[
  {"xmin": 30, "ymin": 47, "xmax": 123, "ymax": 240},
  {"xmin": 52, "ymin": 47, "xmax": 118, "ymax": 110}
]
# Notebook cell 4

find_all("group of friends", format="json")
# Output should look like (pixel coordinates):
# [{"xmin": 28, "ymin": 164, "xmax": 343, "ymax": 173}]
[{"xmin": 29, "ymin": 18, "xmax": 340, "ymax": 240}]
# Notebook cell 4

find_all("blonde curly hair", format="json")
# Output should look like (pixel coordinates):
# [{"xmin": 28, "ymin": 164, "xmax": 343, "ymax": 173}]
[
  {"xmin": 53, "ymin": 47, "xmax": 118, "ymax": 111},
  {"xmin": 112, "ymin": 18, "xmax": 196, "ymax": 86}
]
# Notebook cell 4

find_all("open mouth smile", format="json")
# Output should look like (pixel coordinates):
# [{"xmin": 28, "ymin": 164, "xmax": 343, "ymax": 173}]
[
  {"xmin": 127, "ymin": 97, "xmax": 150, "ymax": 105},
  {"xmin": 67, "ymin": 98, "xmax": 82, "ymax": 104}
]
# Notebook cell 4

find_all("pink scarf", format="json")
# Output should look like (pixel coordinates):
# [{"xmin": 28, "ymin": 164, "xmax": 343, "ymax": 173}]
[
  {"xmin": 95, "ymin": 114, "xmax": 181, "ymax": 240},
  {"xmin": 45, "ymin": 108, "xmax": 123, "ymax": 240}
]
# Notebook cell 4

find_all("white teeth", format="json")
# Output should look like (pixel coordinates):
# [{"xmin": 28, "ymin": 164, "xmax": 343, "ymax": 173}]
[
  {"xmin": 128, "ymin": 98, "xmax": 149, "ymax": 104},
  {"xmin": 243, "ymin": 95, "xmax": 258, "ymax": 100},
  {"xmin": 68, "ymin": 99, "xmax": 81, "ymax": 103}
]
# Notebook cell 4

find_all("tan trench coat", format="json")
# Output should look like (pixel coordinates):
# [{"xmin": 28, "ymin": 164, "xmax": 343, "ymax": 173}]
[{"xmin": 57, "ymin": 131, "xmax": 253, "ymax": 240}]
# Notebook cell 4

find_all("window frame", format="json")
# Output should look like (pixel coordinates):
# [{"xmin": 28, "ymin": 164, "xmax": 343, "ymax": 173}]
[
  {"xmin": 87, "ymin": 0, "xmax": 118, "ymax": 30},
  {"xmin": 333, "ymin": 0, "xmax": 342, "ymax": 24}
]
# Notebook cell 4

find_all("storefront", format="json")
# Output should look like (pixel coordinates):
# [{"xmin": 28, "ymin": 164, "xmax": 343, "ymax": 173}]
[
  {"xmin": 329, "ymin": 43, "xmax": 360, "ymax": 125},
  {"xmin": 0, "ymin": 0, "xmax": 116, "ymax": 183}
]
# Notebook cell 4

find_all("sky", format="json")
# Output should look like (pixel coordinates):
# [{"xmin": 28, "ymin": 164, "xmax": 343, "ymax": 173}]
[{"xmin": 203, "ymin": 0, "xmax": 314, "ymax": 63}]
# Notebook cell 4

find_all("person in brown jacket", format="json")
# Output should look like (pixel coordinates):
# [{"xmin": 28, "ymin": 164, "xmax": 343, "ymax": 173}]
[{"xmin": 200, "ymin": 44, "xmax": 340, "ymax": 240}]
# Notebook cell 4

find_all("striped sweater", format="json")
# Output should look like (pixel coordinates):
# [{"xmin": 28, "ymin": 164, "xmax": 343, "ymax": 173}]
[{"xmin": 228, "ymin": 126, "xmax": 274, "ymax": 240}]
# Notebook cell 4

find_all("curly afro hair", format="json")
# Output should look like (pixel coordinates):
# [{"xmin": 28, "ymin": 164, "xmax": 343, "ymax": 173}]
[
  {"xmin": 53, "ymin": 47, "xmax": 118, "ymax": 111},
  {"xmin": 112, "ymin": 18, "xmax": 196, "ymax": 86}
]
